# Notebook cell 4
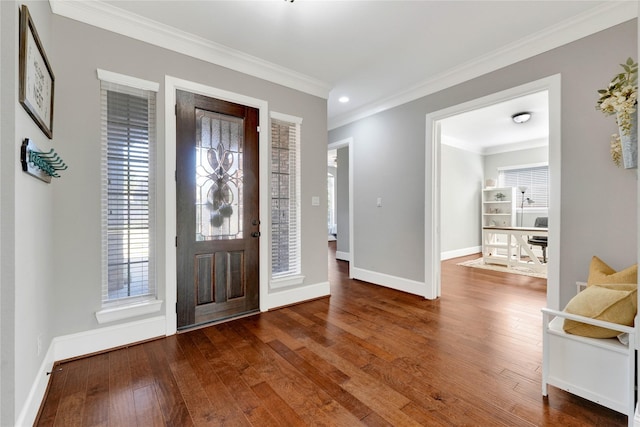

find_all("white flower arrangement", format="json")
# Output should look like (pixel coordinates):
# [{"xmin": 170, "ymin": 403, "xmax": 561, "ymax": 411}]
[
  {"xmin": 610, "ymin": 133, "xmax": 622, "ymax": 167},
  {"xmin": 596, "ymin": 58, "xmax": 638, "ymax": 166}
]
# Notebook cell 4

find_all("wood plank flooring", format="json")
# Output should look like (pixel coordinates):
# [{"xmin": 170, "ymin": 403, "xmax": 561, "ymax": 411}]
[{"xmin": 36, "ymin": 244, "xmax": 627, "ymax": 426}]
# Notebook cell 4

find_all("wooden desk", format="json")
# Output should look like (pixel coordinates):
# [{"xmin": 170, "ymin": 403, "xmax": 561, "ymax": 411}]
[{"xmin": 482, "ymin": 226, "xmax": 548, "ymax": 271}]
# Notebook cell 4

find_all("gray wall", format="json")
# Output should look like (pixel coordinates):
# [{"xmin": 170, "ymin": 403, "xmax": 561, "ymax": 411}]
[
  {"xmin": 0, "ymin": 6, "xmax": 328, "ymax": 421},
  {"xmin": 49, "ymin": 15, "xmax": 328, "ymax": 336},
  {"xmin": 1, "ymin": 1, "xmax": 56, "ymax": 423},
  {"xmin": 341, "ymin": 110, "xmax": 426, "ymax": 280},
  {"xmin": 336, "ymin": 146, "xmax": 350, "ymax": 254},
  {"xmin": 484, "ymin": 145, "xmax": 549, "ymax": 227},
  {"xmin": 330, "ymin": 20, "xmax": 638, "ymax": 307},
  {"xmin": 2, "ymin": 3, "xmax": 329, "ymax": 421},
  {"xmin": 441, "ymin": 144, "xmax": 483, "ymax": 253}
]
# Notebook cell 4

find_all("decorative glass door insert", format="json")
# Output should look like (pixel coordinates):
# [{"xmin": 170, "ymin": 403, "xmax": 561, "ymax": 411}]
[{"xmin": 195, "ymin": 109, "xmax": 243, "ymax": 241}]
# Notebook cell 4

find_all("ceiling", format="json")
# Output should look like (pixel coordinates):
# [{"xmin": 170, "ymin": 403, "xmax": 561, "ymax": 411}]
[
  {"xmin": 440, "ymin": 90, "xmax": 549, "ymax": 154},
  {"xmin": 55, "ymin": 1, "xmax": 633, "ymax": 132}
]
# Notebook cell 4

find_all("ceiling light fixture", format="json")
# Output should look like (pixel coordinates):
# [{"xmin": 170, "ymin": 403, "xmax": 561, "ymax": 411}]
[
  {"xmin": 338, "ymin": 96, "xmax": 350, "ymax": 103},
  {"xmin": 512, "ymin": 112, "xmax": 532, "ymax": 124}
]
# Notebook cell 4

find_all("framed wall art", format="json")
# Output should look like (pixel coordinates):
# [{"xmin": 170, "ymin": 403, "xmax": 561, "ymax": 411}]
[{"xmin": 19, "ymin": 4, "xmax": 55, "ymax": 139}]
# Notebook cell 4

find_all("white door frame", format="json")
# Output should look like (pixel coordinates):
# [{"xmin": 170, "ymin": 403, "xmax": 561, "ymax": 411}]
[
  {"xmin": 164, "ymin": 76, "xmax": 270, "ymax": 336},
  {"xmin": 425, "ymin": 74, "xmax": 561, "ymax": 309},
  {"xmin": 328, "ymin": 137, "xmax": 354, "ymax": 278}
]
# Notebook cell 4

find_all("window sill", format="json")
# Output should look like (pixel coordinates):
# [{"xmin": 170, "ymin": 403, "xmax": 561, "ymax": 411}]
[
  {"xmin": 270, "ymin": 275, "xmax": 305, "ymax": 290},
  {"xmin": 96, "ymin": 299, "xmax": 163, "ymax": 324}
]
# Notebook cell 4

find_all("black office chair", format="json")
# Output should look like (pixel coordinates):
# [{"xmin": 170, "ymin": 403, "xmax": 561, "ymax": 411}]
[{"xmin": 528, "ymin": 217, "xmax": 548, "ymax": 263}]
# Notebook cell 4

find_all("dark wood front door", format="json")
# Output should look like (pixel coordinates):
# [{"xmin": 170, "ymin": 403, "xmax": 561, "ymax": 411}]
[{"xmin": 176, "ymin": 90, "xmax": 260, "ymax": 329}]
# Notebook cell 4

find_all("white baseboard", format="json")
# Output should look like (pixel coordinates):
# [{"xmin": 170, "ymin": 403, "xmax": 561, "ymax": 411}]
[
  {"xmin": 351, "ymin": 267, "xmax": 426, "ymax": 297},
  {"xmin": 441, "ymin": 246, "xmax": 481, "ymax": 260},
  {"xmin": 15, "ymin": 344, "xmax": 56, "ymax": 427},
  {"xmin": 336, "ymin": 251, "xmax": 350, "ymax": 261},
  {"xmin": 51, "ymin": 316, "xmax": 167, "ymax": 362},
  {"xmin": 265, "ymin": 281, "xmax": 330, "ymax": 310},
  {"xmin": 17, "ymin": 316, "xmax": 167, "ymax": 427}
]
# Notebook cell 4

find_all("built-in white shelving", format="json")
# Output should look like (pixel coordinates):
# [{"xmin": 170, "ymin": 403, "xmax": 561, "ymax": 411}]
[{"xmin": 482, "ymin": 186, "xmax": 516, "ymax": 264}]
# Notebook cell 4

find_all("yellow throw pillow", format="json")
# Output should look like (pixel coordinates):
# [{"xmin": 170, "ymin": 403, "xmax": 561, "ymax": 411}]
[
  {"xmin": 587, "ymin": 256, "xmax": 637, "ymax": 286},
  {"xmin": 563, "ymin": 283, "xmax": 637, "ymax": 338}
]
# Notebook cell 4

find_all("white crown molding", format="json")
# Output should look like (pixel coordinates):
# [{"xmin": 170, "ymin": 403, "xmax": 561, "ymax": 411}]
[
  {"xmin": 49, "ymin": 0, "xmax": 331, "ymax": 99},
  {"xmin": 328, "ymin": 1, "xmax": 638, "ymax": 130},
  {"xmin": 442, "ymin": 135, "xmax": 548, "ymax": 155},
  {"xmin": 482, "ymin": 138, "xmax": 549, "ymax": 156}
]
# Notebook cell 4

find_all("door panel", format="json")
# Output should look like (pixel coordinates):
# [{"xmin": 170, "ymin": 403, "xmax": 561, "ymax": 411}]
[{"xmin": 176, "ymin": 90, "xmax": 260, "ymax": 329}]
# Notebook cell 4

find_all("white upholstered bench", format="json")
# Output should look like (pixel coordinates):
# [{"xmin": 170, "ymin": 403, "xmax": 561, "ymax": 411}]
[{"xmin": 541, "ymin": 285, "xmax": 636, "ymax": 426}]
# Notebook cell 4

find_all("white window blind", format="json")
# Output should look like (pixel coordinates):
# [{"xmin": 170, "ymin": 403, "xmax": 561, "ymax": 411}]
[
  {"xmin": 100, "ymin": 77, "xmax": 157, "ymax": 305},
  {"xmin": 499, "ymin": 165, "xmax": 549, "ymax": 208},
  {"xmin": 271, "ymin": 114, "xmax": 302, "ymax": 279}
]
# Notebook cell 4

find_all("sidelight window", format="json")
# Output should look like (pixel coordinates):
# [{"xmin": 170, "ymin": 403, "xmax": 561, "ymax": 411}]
[
  {"xmin": 270, "ymin": 112, "xmax": 302, "ymax": 283},
  {"xmin": 99, "ymin": 70, "xmax": 158, "ymax": 306}
]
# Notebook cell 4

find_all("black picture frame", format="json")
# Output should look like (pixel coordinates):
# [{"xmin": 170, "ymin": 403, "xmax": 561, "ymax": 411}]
[{"xmin": 19, "ymin": 4, "xmax": 55, "ymax": 139}]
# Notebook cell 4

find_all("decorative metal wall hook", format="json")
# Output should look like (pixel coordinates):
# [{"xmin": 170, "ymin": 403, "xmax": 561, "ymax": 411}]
[{"xmin": 20, "ymin": 138, "xmax": 67, "ymax": 183}]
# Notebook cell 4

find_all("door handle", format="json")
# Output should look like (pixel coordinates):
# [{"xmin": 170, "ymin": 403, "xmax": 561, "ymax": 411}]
[{"xmin": 251, "ymin": 231, "xmax": 261, "ymax": 238}]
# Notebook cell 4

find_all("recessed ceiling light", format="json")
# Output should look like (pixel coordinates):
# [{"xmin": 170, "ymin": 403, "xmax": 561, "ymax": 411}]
[
  {"xmin": 338, "ymin": 96, "xmax": 350, "ymax": 103},
  {"xmin": 512, "ymin": 112, "xmax": 532, "ymax": 124}
]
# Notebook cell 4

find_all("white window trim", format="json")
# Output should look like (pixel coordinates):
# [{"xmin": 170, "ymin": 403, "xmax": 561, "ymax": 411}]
[
  {"xmin": 271, "ymin": 111, "xmax": 303, "ymax": 126},
  {"xmin": 96, "ymin": 300, "xmax": 163, "ymax": 324},
  {"xmin": 97, "ymin": 69, "xmax": 160, "ymax": 92},
  {"xmin": 97, "ymin": 69, "xmax": 162, "ymax": 323},
  {"xmin": 270, "ymin": 275, "xmax": 306, "ymax": 290}
]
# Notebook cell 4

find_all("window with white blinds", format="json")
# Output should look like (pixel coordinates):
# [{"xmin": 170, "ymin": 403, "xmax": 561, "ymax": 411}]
[
  {"xmin": 100, "ymin": 72, "xmax": 157, "ymax": 306},
  {"xmin": 270, "ymin": 113, "xmax": 302, "ymax": 280},
  {"xmin": 499, "ymin": 164, "xmax": 549, "ymax": 208}
]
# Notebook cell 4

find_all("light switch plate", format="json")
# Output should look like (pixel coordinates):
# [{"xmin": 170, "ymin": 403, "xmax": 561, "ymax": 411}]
[{"xmin": 312, "ymin": 196, "xmax": 320, "ymax": 206}]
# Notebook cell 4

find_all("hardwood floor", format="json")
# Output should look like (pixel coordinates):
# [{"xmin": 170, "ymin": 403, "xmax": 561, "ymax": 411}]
[{"xmin": 36, "ymin": 244, "xmax": 626, "ymax": 426}]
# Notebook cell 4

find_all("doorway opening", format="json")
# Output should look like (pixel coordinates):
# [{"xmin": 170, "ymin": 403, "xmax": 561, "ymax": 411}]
[
  {"xmin": 328, "ymin": 149, "xmax": 337, "ymax": 242},
  {"xmin": 328, "ymin": 138, "xmax": 354, "ymax": 278},
  {"xmin": 426, "ymin": 75, "xmax": 561, "ymax": 309},
  {"xmin": 175, "ymin": 90, "xmax": 260, "ymax": 329},
  {"xmin": 440, "ymin": 91, "xmax": 549, "ymax": 277},
  {"xmin": 164, "ymin": 76, "xmax": 269, "ymax": 335}
]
